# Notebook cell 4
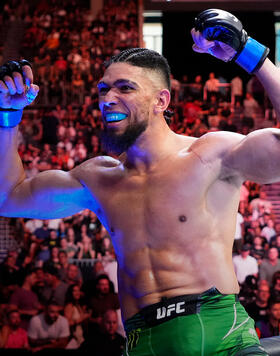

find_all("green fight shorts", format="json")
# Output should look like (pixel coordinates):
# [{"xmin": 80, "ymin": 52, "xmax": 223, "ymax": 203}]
[{"xmin": 123, "ymin": 287, "xmax": 268, "ymax": 356}]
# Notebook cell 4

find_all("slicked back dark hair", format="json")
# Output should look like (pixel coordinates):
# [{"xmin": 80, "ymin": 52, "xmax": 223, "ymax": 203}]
[{"xmin": 104, "ymin": 48, "xmax": 171, "ymax": 91}]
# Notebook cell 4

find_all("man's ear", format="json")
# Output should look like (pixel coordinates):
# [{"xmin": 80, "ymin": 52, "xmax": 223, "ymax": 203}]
[{"xmin": 154, "ymin": 89, "xmax": 170, "ymax": 114}]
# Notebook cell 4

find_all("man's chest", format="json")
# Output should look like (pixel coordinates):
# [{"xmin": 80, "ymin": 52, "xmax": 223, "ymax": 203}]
[{"xmin": 94, "ymin": 153, "xmax": 218, "ymax": 238}]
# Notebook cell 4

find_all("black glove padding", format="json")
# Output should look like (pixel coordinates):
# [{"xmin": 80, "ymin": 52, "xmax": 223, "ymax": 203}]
[
  {"xmin": 194, "ymin": 9, "xmax": 269, "ymax": 73},
  {"xmin": 194, "ymin": 9, "xmax": 247, "ymax": 54},
  {"xmin": 0, "ymin": 59, "xmax": 32, "ymax": 82}
]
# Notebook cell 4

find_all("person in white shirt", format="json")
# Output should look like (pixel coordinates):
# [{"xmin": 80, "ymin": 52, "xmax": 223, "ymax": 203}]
[
  {"xmin": 28, "ymin": 301, "xmax": 70, "ymax": 352},
  {"xmin": 233, "ymin": 211, "xmax": 244, "ymax": 254},
  {"xmin": 233, "ymin": 244, "xmax": 258, "ymax": 284}
]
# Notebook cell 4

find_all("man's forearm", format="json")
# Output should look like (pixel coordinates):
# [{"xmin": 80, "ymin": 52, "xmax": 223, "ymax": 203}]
[
  {"xmin": 0, "ymin": 125, "xmax": 26, "ymax": 209},
  {"xmin": 29, "ymin": 337, "xmax": 68, "ymax": 348},
  {"xmin": 256, "ymin": 58, "xmax": 280, "ymax": 121}
]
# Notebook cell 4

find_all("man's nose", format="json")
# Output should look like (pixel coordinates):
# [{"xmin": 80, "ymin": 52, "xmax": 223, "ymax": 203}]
[{"xmin": 103, "ymin": 87, "xmax": 119, "ymax": 105}]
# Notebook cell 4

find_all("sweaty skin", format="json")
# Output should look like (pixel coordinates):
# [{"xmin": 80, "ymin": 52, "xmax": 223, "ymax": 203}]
[{"xmin": 1, "ymin": 60, "xmax": 280, "ymax": 323}]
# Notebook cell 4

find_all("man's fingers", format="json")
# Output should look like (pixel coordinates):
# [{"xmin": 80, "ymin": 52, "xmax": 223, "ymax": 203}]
[
  {"xmin": 3, "ymin": 75, "xmax": 17, "ymax": 95},
  {"xmin": 22, "ymin": 65, "xmax": 33, "ymax": 87},
  {"xmin": 25, "ymin": 84, "xmax": 39, "ymax": 104},
  {"xmin": 0, "ymin": 80, "xmax": 9, "ymax": 94},
  {"xmin": 13, "ymin": 72, "xmax": 25, "ymax": 94},
  {"xmin": 191, "ymin": 28, "xmax": 215, "ymax": 53},
  {"xmin": 192, "ymin": 44, "xmax": 207, "ymax": 53}
]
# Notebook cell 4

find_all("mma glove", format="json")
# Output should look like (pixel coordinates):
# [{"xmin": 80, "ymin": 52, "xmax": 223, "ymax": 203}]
[
  {"xmin": 0, "ymin": 60, "xmax": 34, "ymax": 128},
  {"xmin": 194, "ymin": 9, "xmax": 269, "ymax": 74}
]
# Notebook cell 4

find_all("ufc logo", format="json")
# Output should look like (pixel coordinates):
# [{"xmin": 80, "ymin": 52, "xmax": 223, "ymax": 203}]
[{"xmin": 156, "ymin": 301, "xmax": 185, "ymax": 319}]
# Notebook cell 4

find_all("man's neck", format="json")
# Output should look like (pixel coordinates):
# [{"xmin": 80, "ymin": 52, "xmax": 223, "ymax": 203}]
[
  {"xmin": 22, "ymin": 282, "xmax": 31, "ymax": 291},
  {"xmin": 256, "ymin": 300, "xmax": 267, "ymax": 308},
  {"xmin": 270, "ymin": 317, "xmax": 280, "ymax": 328},
  {"xmin": 125, "ymin": 121, "xmax": 177, "ymax": 173}
]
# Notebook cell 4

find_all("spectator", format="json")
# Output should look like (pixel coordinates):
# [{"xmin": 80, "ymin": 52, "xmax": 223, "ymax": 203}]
[
  {"xmin": 32, "ymin": 267, "xmax": 46, "ymax": 303},
  {"xmin": 64, "ymin": 226, "xmax": 79, "ymax": 258},
  {"xmin": 77, "ymin": 233, "xmax": 95, "ymax": 259},
  {"xmin": 8, "ymin": 270, "xmax": 41, "ymax": 330},
  {"xmin": 243, "ymin": 92, "xmax": 260, "ymax": 118},
  {"xmin": 261, "ymin": 218, "xmax": 276, "ymax": 244},
  {"xmin": 271, "ymin": 271, "xmax": 280, "ymax": 299},
  {"xmin": 245, "ymin": 281, "xmax": 270, "ymax": 322},
  {"xmin": 0, "ymin": 309, "xmax": 29, "ymax": 349},
  {"xmin": 0, "ymin": 253, "xmax": 20, "ymax": 303},
  {"xmin": 250, "ymin": 236, "xmax": 265, "ymax": 263},
  {"xmin": 41, "ymin": 265, "xmax": 68, "ymax": 310},
  {"xmin": 233, "ymin": 244, "xmax": 258, "ymax": 285},
  {"xmin": 203, "ymin": 72, "xmax": 220, "ymax": 101},
  {"xmin": 230, "ymin": 75, "xmax": 243, "ymax": 106},
  {"xmin": 233, "ymin": 210, "xmax": 244, "ymax": 254},
  {"xmin": 28, "ymin": 300, "xmax": 70, "ymax": 352},
  {"xmin": 88, "ymin": 274, "xmax": 120, "ymax": 325},
  {"xmin": 259, "ymin": 247, "xmax": 280, "ymax": 286},
  {"xmin": 64, "ymin": 283, "xmax": 91, "ymax": 349},
  {"xmin": 33, "ymin": 219, "xmax": 51, "ymax": 243},
  {"xmin": 256, "ymin": 298, "xmax": 280, "ymax": 338},
  {"xmin": 64, "ymin": 263, "xmax": 83, "ymax": 287},
  {"xmin": 58, "ymin": 255, "xmax": 83, "ymax": 285},
  {"xmin": 81, "ymin": 309, "xmax": 125, "ymax": 356},
  {"xmin": 274, "ymin": 235, "xmax": 280, "ymax": 256},
  {"xmin": 189, "ymin": 74, "xmax": 203, "ymax": 100},
  {"xmin": 44, "ymin": 245, "xmax": 60, "ymax": 270}
]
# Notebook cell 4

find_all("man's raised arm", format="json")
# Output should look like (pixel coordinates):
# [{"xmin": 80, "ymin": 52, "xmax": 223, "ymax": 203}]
[
  {"xmin": 191, "ymin": 9, "xmax": 280, "ymax": 185},
  {"xmin": 0, "ymin": 60, "xmax": 94, "ymax": 219},
  {"xmin": 191, "ymin": 8, "xmax": 280, "ymax": 119}
]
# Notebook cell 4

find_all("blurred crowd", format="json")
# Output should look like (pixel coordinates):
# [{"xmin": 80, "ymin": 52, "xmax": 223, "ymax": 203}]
[{"xmin": 0, "ymin": 0, "xmax": 280, "ymax": 353}]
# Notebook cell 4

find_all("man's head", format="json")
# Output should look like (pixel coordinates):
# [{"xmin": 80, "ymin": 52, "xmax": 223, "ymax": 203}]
[
  {"xmin": 104, "ymin": 48, "xmax": 171, "ymax": 91},
  {"xmin": 268, "ymin": 247, "xmax": 279, "ymax": 262},
  {"xmin": 268, "ymin": 299, "xmax": 280, "ymax": 323},
  {"xmin": 67, "ymin": 264, "xmax": 79, "ymax": 283},
  {"xmin": 96, "ymin": 274, "xmax": 110, "ymax": 295},
  {"xmin": 22, "ymin": 270, "xmax": 37, "ymax": 287},
  {"xmin": 58, "ymin": 250, "xmax": 68, "ymax": 265},
  {"xmin": 34, "ymin": 267, "xmax": 45, "ymax": 287},
  {"xmin": 102, "ymin": 309, "xmax": 118, "ymax": 337},
  {"xmin": 98, "ymin": 48, "xmax": 171, "ymax": 154},
  {"xmin": 44, "ymin": 301, "xmax": 60, "ymax": 325},
  {"xmin": 44, "ymin": 265, "xmax": 59, "ymax": 286},
  {"xmin": 257, "ymin": 283, "xmax": 270, "ymax": 304},
  {"xmin": 7, "ymin": 310, "xmax": 21, "ymax": 330},
  {"xmin": 240, "ymin": 243, "xmax": 251, "ymax": 258}
]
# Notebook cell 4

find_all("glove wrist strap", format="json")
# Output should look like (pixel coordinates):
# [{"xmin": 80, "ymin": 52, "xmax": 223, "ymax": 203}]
[
  {"xmin": 0, "ymin": 108, "xmax": 23, "ymax": 128},
  {"xmin": 235, "ymin": 37, "xmax": 270, "ymax": 74}
]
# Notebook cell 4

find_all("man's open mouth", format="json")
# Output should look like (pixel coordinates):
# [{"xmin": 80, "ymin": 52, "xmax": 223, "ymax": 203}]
[{"xmin": 105, "ymin": 113, "xmax": 127, "ymax": 123}]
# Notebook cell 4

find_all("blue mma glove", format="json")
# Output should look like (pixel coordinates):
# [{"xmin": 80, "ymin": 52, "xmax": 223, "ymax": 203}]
[{"xmin": 194, "ymin": 9, "xmax": 269, "ymax": 73}]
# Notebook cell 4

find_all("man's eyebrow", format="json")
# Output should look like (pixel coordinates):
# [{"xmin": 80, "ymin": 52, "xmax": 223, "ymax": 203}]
[
  {"xmin": 97, "ymin": 79, "xmax": 139, "ymax": 88},
  {"xmin": 114, "ymin": 79, "xmax": 139, "ymax": 87}
]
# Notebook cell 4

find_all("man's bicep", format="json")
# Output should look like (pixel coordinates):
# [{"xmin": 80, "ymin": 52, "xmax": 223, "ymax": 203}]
[
  {"xmin": 222, "ymin": 128, "xmax": 280, "ymax": 184},
  {"xmin": 0, "ymin": 169, "xmax": 92, "ymax": 219}
]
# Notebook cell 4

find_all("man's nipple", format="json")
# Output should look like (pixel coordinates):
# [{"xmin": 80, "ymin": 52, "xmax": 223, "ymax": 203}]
[{"xmin": 179, "ymin": 215, "xmax": 187, "ymax": 223}]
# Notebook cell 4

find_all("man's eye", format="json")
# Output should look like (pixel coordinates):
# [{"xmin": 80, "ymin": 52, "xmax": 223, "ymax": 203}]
[
  {"xmin": 98, "ymin": 87, "xmax": 109, "ymax": 95},
  {"xmin": 120, "ymin": 85, "xmax": 133, "ymax": 91}
]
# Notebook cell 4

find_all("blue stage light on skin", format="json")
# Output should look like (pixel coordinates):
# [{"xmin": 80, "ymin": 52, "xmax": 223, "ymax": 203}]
[{"xmin": 106, "ymin": 113, "xmax": 127, "ymax": 122}]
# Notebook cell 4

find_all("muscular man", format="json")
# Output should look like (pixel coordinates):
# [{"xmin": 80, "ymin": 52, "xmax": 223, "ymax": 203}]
[{"xmin": 0, "ymin": 9, "xmax": 279, "ymax": 355}]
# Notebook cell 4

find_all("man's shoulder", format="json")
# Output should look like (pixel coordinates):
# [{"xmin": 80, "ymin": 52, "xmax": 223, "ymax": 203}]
[
  {"xmin": 57, "ymin": 314, "xmax": 68, "ymax": 323},
  {"xmin": 188, "ymin": 131, "xmax": 244, "ymax": 163},
  {"xmin": 30, "ymin": 312, "xmax": 43, "ymax": 324},
  {"xmin": 259, "ymin": 259, "xmax": 270, "ymax": 267},
  {"xmin": 233, "ymin": 254, "xmax": 241, "ymax": 261},
  {"xmin": 70, "ymin": 155, "xmax": 122, "ymax": 179}
]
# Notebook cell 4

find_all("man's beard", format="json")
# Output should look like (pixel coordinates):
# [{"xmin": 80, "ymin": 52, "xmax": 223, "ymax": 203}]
[{"xmin": 101, "ymin": 121, "xmax": 148, "ymax": 155}]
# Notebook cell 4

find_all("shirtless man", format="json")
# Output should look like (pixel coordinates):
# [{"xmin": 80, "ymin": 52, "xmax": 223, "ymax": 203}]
[{"xmin": 0, "ymin": 9, "xmax": 278, "ymax": 355}]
